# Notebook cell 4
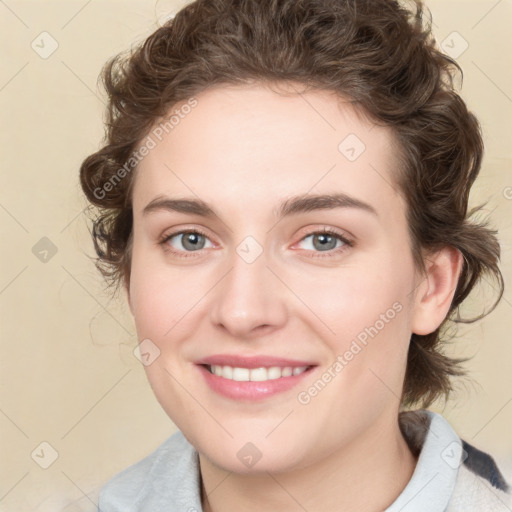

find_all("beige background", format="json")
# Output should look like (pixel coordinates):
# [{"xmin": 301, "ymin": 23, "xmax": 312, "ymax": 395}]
[{"xmin": 1, "ymin": 0, "xmax": 511, "ymax": 510}]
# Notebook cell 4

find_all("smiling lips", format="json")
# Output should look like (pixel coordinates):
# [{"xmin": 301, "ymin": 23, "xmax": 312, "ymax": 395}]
[{"xmin": 196, "ymin": 355, "xmax": 316, "ymax": 400}]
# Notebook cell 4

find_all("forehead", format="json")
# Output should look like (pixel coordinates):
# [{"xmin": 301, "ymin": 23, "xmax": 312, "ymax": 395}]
[{"xmin": 132, "ymin": 83, "xmax": 404, "ymax": 220}]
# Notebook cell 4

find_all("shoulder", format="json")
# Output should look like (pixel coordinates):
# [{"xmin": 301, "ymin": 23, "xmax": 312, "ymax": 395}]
[
  {"xmin": 395, "ymin": 410, "xmax": 511, "ymax": 512},
  {"xmin": 98, "ymin": 430, "xmax": 202, "ymax": 512},
  {"xmin": 447, "ymin": 440, "xmax": 512, "ymax": 511}
]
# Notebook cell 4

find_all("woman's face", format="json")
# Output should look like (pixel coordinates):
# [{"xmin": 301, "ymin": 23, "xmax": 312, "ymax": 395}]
[{"xmin": 128, "ymin": 83, "xmax": 423, "ymax": 473}]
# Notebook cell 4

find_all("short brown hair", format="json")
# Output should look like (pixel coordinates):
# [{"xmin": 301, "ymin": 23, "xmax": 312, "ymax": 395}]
[{"xmin": 79, "ymin": 0, "xmax": 504, "ymax": 408}]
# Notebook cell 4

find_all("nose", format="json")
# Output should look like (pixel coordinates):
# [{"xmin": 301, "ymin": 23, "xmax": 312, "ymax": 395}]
[{"xmin": 209, "ymin": 247, "xmax": 288, "ymax": 339}]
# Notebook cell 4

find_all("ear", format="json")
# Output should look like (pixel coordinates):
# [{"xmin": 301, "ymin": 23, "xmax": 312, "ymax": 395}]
[{"xmin": 411, "ymin": 247, "xmax": 463, "ymax": 335}]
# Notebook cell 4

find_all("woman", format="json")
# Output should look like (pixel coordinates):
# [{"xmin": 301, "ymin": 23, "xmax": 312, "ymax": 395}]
[{"xmin": 80, "ymin": 0, "xmax": 510, "ymax": 510}]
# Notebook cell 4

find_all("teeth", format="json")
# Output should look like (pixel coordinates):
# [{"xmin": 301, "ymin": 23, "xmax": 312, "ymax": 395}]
[
  {"xmin": 281, "ymin": 367, "xmax": 293, "ymax": 377},
  {"xmin": 208, "ymin": 365, "xmax": 308, "ymax": 381},
  {"xmin": 250, "ymin": 367, "xmax": 268, "ymax": 382},
  {"xmin": 267, "ymin": 367, "xmax": 282, "ymax": 380},
  {"xmin": 232, "ymin": 367, "xmax": 250, "ymax": 381}
]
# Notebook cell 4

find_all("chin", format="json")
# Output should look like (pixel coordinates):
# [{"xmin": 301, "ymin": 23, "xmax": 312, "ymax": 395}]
[{"xmin": 191, "ymin": 432, "xmax": 311, "ymax": 475}]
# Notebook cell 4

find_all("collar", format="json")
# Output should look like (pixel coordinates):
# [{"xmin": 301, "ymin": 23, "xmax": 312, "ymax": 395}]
[{"xmin": 385, "ymin": 410, "xmax": 462, "ymax": 511}]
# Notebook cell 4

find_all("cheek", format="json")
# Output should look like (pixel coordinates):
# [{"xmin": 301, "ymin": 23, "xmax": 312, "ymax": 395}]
[
  {"xmin": 322, "ymin": 264, "xmax": 414, "ymax": 396},
  {"xmin": 285, "ymin": 257, "xmax": 411, "ymax": 344},
  {"xmin": 130, "ymin": 285, "xmax": 205, "ymax": 348},
  {"xmin": 128, "ymin": 236, "xmax": 215, "ymax": 339}
]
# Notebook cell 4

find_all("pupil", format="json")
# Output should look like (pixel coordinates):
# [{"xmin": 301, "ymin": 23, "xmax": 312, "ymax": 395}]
[
  {"xmin": 314, "ymin": 234, "xmax": 336, "ymax": 251},
  {"xmin": 184, "ymin": 233, "xmax": 204, "ymax": 251}
]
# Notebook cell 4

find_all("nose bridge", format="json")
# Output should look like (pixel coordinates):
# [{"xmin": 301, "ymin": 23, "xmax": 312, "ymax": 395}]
[{"xmin": 209, "ymin": 242, "xmax": 287, "ymax": 337}]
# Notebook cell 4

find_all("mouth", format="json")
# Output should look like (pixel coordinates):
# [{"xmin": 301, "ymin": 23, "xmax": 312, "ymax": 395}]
[{"xmin": 195, "ymin": 355, "xmax": 317, "ymax": 401}]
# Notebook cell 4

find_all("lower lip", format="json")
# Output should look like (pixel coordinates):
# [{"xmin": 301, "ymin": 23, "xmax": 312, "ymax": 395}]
[{"xmin": 197, "ymin": 365, "xmax": 314, "ymax": 401}]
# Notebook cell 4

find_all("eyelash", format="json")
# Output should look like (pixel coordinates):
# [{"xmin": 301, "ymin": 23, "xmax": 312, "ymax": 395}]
[{"xmin": 158, "ymin": 227, "xmax": 354, "ymax": 259}]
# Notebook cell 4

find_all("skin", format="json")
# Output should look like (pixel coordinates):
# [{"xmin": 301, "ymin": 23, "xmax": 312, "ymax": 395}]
[{"xmin": 127, "ymin": 82, "xmax": 462, "ymax": 512}]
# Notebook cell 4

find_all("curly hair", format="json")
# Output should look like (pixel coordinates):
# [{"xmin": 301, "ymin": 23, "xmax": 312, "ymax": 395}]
[{"xmin": 79, "ymin": 0, "xmax": 504, "ymax": 408}]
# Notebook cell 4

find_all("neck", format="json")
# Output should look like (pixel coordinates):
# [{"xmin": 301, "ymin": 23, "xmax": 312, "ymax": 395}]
[{"xmin": 200, "ymin": 413, "xmax": 417, "ymax": 512}]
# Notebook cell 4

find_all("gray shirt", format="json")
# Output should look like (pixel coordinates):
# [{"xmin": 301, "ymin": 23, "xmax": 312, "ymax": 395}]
[{"xmin": 98, "ymin": 411, "xmax": 511, "ymax": 511}]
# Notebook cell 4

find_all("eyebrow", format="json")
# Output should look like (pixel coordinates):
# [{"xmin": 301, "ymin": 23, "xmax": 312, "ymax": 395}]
[{"xmin": 142, "ymin": 192, "xmax": 378, "ymax": 219}]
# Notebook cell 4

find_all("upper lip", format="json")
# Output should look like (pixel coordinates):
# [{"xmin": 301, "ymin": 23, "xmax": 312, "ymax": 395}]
[{"xmin": 197, "ymin": 354, "xmax": 317, "ymax": 369}]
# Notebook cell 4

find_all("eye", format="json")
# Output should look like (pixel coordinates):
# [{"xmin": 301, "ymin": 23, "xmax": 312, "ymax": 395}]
[
  {"xmin": 158, "ymin": 227, "xmax": 353, "ymax": 259},
  {"xmin": 294, "ymin": 229, "xmax": 353, "ymax": 257},
  {"xmin": 160, "ymin": 229, "xmax": 214, "ymax": 255}
]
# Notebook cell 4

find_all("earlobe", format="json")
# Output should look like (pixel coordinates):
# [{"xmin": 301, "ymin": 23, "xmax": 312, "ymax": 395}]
[{"xmin": 411, "ymin": 247, "xmax": 463, "ymax": 336}]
